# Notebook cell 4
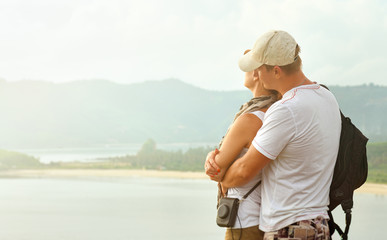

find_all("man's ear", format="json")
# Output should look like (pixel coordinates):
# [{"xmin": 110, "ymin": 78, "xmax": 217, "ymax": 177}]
[
  {"xmin": 273, "ymin": 66, "xmax": 282, "ymax": 79},
  {"xmin": 253, "ymin": 69, "xmax": 259, "ymax": 81}
]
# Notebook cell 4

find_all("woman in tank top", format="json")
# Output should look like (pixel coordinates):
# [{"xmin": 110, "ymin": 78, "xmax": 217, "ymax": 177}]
[{"xmin": 204, "ymin": 50, "xmax": 280, "ymax": 240}]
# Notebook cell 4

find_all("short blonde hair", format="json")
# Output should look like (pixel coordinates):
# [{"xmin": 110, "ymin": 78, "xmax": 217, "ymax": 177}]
[{"xmin": 264, "ymin": 45, "xmax": 302, "ymax": 74}]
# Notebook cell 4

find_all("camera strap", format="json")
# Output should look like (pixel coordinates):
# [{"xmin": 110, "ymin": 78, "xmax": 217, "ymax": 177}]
[
  {"xmin": 241, "ymin": 180, "xmax": 261, "ymax": 201},
  {"xmin": 217, "ymin": 180, "xmax": 262, "ymax": 208}
]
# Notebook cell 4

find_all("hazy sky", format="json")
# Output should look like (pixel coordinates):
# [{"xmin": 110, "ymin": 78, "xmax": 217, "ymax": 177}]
[{"xmin": 0, "ymin": 0, "xmax": 386, "ymax": 90}]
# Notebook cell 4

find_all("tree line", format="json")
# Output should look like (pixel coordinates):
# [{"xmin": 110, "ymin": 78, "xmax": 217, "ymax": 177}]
[
  {"xmin": 107, "ymin": 139, "xmax": 215, "ymax": 171},
  {"xmin": 1, "ymin": 140, "xmax": 387, "ymax": 184}
]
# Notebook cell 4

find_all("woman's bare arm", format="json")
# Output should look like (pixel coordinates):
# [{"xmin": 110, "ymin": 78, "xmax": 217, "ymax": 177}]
[{"xmin": 208, "ymin": 113, "xmax": 263, "ymax": 181}]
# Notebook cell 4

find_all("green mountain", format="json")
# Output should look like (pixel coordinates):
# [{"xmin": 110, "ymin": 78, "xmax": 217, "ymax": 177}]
[
  {"xmin": 0, "ymin": 79, "xmax": 385, "ymax": 148},
  {"xmin": 328, "ymin": 84, "xmax": 387, "ymax": 142}
]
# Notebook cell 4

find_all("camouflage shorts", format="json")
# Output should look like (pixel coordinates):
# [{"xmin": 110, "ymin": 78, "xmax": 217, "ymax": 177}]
[{"xmin": 263, "ymin": 216, "xmax": 330, "ymax": 240}]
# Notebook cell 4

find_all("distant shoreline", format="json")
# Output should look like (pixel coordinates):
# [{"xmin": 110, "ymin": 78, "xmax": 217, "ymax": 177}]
[
  {"xmin": 0, "ymin": 169, "xmax": 207, "ymax": 179},
  {"xmin": 1, "ymin": 169, "xmax": 386, "ymax": 195}
]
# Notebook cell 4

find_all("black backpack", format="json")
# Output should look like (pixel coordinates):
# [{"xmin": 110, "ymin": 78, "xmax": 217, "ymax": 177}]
[{"xmin": 322, "ymin": 85, "xmax": 369, "ymax": 240}]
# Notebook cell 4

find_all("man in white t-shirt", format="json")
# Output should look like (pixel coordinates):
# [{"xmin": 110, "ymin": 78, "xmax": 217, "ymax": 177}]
[{"xmin": 206, "ymin": 30, "xmax": 341, "ymax": 240}]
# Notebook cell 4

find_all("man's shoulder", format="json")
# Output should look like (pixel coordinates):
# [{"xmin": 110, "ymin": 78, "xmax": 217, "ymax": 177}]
[
  {"xmin": 282, "ymin": 84, "xmax": 322, "ymax": 102},
  {"xmin": 265, "ymin": 101, "xmax": 293, "ymax": 120}
]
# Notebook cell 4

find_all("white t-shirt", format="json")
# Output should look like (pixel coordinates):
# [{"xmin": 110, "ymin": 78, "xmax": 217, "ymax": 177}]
[
  {"xmin": 252, "ymin": 84, "xmax": 341, "ymax": 232},
  {"xmin": 227, "ymin": 110, "xmax": 265, "ymax": 228}
]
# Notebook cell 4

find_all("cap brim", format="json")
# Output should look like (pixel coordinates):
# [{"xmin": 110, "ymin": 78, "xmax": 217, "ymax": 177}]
[{"xmin": 238, "ymin": 51, "xmax": 262, "ymax": 72}]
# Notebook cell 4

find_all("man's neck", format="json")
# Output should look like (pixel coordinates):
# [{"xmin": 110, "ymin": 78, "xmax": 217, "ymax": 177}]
[{"xmin": 277, "ymin": 71, "xmax": 311, "ymax": 95}]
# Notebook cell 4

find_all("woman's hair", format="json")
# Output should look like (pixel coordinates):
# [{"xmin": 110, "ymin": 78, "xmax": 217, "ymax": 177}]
[
  {"xmin": 265, "ymin": 44, "xmax": 302, "ymax": 74},
  {"xmin": 269, "ymin": 89, "xmax": 280, "ymax": 100},
  {"xmin": 243, "ymin": 49, "xmax": 280, "ymax": 99}
]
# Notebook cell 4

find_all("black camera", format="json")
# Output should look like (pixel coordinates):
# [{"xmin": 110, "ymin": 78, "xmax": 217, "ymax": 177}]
[{"xmin": 216, "ymin": 197, "xmax": 239, "ymax": 227}]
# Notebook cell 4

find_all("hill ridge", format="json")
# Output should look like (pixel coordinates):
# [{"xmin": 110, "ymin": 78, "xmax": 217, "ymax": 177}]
[{"xmin": 0, "ymin": 79, "xmax": 385, "ymax": 148}]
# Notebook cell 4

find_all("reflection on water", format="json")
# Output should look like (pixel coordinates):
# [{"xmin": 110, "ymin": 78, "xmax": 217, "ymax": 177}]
[
  {"xmin": 0, "ymin": 177, "xmax": 384, "ymax": 240},
  {"xmin": 12, "ymin": 142, "xmax": 216, "ymax": 163},
  {"xmin": 14, "ymin": 145, "xmax": 142, "ymax": 163}
]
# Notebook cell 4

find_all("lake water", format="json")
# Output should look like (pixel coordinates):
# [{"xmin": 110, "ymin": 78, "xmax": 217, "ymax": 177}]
[
  {"xmin": 13, "ymin": 142, "xmax": 216, "ymax": 163},
  {"xmin": 0, "ymin": 177, "xmax": 384, "ymax": 240}
]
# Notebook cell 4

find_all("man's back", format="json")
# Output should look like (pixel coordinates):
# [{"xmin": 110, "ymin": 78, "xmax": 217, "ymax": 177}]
[{"xmin": 253, "ymin": 84, "xmax": 341, "ymax": 231}]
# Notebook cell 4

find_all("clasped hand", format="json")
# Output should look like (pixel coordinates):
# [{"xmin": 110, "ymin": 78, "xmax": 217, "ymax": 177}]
[
  {"xmin": 204, "ymin": 149, "xmax": 222, "ymax": 182},
  {"xmin": 204, "ymin": 149, "xmax": 229, "ymax": 195}
]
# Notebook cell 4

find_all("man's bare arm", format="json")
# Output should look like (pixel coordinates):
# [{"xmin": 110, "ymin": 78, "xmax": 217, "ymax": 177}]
[{"xmin": 221, "ymin": 144, "xmax": 271, "ymax": 188}]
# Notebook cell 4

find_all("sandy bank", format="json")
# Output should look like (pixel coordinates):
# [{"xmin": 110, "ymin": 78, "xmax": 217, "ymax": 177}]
[
  {"xmin": 355, "ymin": 183, "xmax": 387, "ymax": 195},
  {"xmin": 1, "ymin": 169, "xmax": 386, "ymax": 195}
]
